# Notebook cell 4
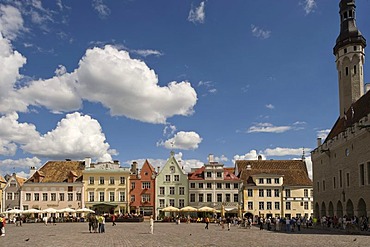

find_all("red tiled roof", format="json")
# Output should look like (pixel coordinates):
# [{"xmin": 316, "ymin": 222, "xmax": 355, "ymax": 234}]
[
  {"xmin": 188, "ymin": 166, "xmax": 239, "ymax": 181},
  {"xmin": 325, "ymin": 90, "xmax": 370, "ymax": 143},
  {"xmin": 235, "ymin": 160, "xmax": 312, "ymax": 186},
  {"xmin": 26, "ymin": 160, "xmax": 84, "ymax": 183}
]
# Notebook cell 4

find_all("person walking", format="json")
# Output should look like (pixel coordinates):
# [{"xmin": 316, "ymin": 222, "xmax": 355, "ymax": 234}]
[
  {"xmin": 112, "ymin": 214, "xmax": 116, "ymax": 226},
  {"xmin": 149, "ymin": 215, "xmax": 154, "ymax": 234},
  {"xmin": 226, "ymin": 217, "xmax": 231, "ymax": 231},
  {"xmin": 205, "ymin": 217, "xmax": 210, "ymax": 229},
  {"xmin": 0, "ymin": 214, "xmax": 5, "ymax": 237}
]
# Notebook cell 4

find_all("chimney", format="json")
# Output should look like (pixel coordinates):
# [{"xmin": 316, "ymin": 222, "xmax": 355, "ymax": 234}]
[
  {"xmin": 131, "ymin": 161, "xmax": 137, "ymax": 174},
  {"xmin": 29, "ymin": 166, "xmax": 37, "ymax": 178},
  {"xmin": 257, "ymin": 155, "xmax": 262, "ymax": 161},
  {"xmin": 208, "ymin": 154, "xmax": 214, "ymax": 163},
  {"xmin": 113, "ymin": 160, "xmax": 119, "ymax": 164},
  {"xmin": 85, "ymin": 157, "xmax": 91, "ymax": 169},
  {"xmin": 157, "ymin": 166, "xmax": 160, "ymax": 173},
  {"xmin": 317, "ymin": 138, "xmax": 322, "ymax": 147}
]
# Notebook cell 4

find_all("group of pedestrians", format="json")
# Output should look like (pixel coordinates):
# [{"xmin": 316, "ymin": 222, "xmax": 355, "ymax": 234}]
[{"xmin": 87, "ymin": 214, "xmax": 106, "ymax": 233}]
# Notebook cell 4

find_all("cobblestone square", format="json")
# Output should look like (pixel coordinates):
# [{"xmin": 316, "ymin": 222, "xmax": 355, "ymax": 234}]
[{"xmin": 1, "ymin": 222, "xmax": 370, "ymax": 247}]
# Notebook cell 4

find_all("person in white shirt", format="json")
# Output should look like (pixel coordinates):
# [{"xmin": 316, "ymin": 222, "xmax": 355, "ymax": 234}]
[{"xmin": 149, "ymin": 215, "xmax": 154, "ymax": 234}]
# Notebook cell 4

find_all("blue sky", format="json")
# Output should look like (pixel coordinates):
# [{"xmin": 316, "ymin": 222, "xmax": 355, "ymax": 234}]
[{"xmin": 0, "ymin": 0, "xmax": 369, "ymax": 178}]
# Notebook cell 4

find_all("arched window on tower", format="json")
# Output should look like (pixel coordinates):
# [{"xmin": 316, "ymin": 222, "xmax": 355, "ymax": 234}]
[
  {"xmin": 354, "ymin": 65, "xmax": 357, "ymax": 75},
  {"xmin": 345, "ymin": 67, "xmax": 349, "ymax": 76}
]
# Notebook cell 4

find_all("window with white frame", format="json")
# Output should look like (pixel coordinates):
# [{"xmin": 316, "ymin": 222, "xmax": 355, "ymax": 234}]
[
  {"xmin": 7, "ymin": 193, "xmax": 13, "ymax": 200},
  {"xmin": 68, "ymin": 193, "xmax": 73, "ymax": 201},
  {"xmin": 119, "ymin": 192, "xmax": 125, "ymax": 202},
  {"xmin": 247, "ymin": 189, "xmax": 253, "ymax": 197},
  {"xmin": 26, "ymin": 193, "xmax": 31, "ymax": 201},
  {"xmin": 51, "ymin": 193, "xmax": 56, "ymax": 201},
  {"xmin": 165, "ymin": 175, "xmax": 171, "ymax": 182},
  {"xmin": 99, "ymin": 177, "xmax": 104, "ymax": 185},
  {"xmin": 199, "ymin": 194, "xmax": 204, "ymax": 202},
  {"xmin": 274, "ymin": 189, "xmax": 280, "ymax": 197},
  {"xmin": 169, "ymin": 199, "xmax": 175, "ymax": 206},
  {"xmin": 179, "ymin": 187, "xmax": 185, "ymax": 195},
  {"xmin": 142, "ymin": 194, "xmax": 150, "ymax": 202},
  {"xmin": 190, "ymin": 194, "xmax": 195, "ymax": 202},
  {"xmin": 89, "ymin": 192, "xmax": 94, "ymax": 202},
  {"xmin": 286, "ymin": 202, "xmax": 291, "ymax": 210},
  {"xmin": 174, "ymin": 175, "xmax": 179, "ymax": 181},
  {"xmin": 159, "ymin": 187, "xmax": 165, "ymax": 195},
  {"xmin": 259, "ymin": 178, "xmax": 264, "ymax": 184},
  {"xmin": 248, "ymin": 202, "xmax": 253, "ymax": 210},
  {"xmin": 275, "ymin": 202, "xmax": 280, "ymax": 210},
  {"xmin": 89, "ymin": 176, "xmax": 94, "ymax": 184},
  {"xmin": 179, "ymin": 199, "xmax": 185, "ymax": 208},
  {"xmin": 110, "ymin": 177, "xmax": 115, "ymax": 185},
  {"xmin": 33, "ymin": 193, "xmax": 40, "ymax": 201},
  {"xmin": 259, "ymin": 189, "xmax": 264, "ymax": 197},
  {"xmin": 142, "ymin": 182, "xmax": 150, "ymax": 189},
  {"xmin": 99, "ymin": 192, "xmax": 104, "ymax": 202},
  {"xmin": 59, "ymin": 193, "xmax": 64, "ymax": 201},
  {"xmin": 159, "ymin": 199, "xmax": 165, "ymax": 208},
  {"xmin": 285, "ymin": 189, "xmax": 291, "ymax": 197},
  {"xmin": 259, "ymin": 202, "xmax": 264, "ymax": 210},
  {"xmin": 169, "ymin": 187, "xmax": 175, "ymax": 195},
  {"xmin": 266, "ymin": 189, "xmax": 272, "ymax": 197},
  {"xmin": 267, "ymin": 202, "xmax": 272, "ymax": 210},
  {"xmin": 110, "ymin": 192, "xmax": 115, "ymax": 202},
  {"xmin": 120, "ymin": 176, "xmax": 125, "ymax": 185},
  {"xmin": 42, "ymin": 193, "xmax": 48, "ymax": 201}
]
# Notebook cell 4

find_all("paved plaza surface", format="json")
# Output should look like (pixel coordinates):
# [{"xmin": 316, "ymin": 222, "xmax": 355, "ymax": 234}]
[{"xmin": 1, "ymin": 222, "xmax": 370, "ymax": 247}]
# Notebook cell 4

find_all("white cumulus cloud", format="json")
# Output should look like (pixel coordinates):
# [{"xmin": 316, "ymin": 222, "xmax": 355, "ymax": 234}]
[
  {"xmin": 75, "ymin": 45, "xmax": 197, "ymax": 124},
  {"xmin": 0, "ymin": 4, "xmax": 25, "ymax": 40},
  {"xmin": 188, "ymin": 2, "xmax": 206, "ymax": 24},
  {"xmin": 233, "ymin": 150, "xmax": 265, "ymax": 163},
  {"xmin": 0, "ymin": 157, "xmax": 41, "ymax": 177},
  {"xmin": 21, "ymin": 112, "xmax": 116, "ymax": 161},
  {"xmin": 157, "ymin": 131, "xmax": 202, "ymax": 150}
]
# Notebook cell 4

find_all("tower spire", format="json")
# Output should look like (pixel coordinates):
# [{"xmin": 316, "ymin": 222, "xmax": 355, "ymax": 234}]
[{"xmin": 334, "ymin": 0, "xmax": 366, "ymax": 118}]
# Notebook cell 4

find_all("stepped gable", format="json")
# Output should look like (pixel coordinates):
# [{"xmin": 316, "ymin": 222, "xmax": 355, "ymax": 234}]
[
  {"xmin": 235, "ymin": 160, "xmax": 312, "ymax": 186},
  {"xmin": 325, "ymin": 90, "xmax": 370, "ymax": 143},
  {"xmin": 26, "ymin": 160, "xmax": 85, "ymax": 183}
]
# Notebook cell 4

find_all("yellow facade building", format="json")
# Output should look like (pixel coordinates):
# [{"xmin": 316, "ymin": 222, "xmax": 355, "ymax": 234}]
[
  {"xmin": 83, "ymin": 158, "xmax": 130, "ymax": 215},
  {"xmin": 235, "ymin": 157, "xmax": 313, "ymax": 220}
]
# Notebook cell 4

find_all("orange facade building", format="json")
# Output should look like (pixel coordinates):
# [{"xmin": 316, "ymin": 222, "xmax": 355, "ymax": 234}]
[{"xmin": 129, "ymin": 160, "xmax": 157, "ymax": 218}]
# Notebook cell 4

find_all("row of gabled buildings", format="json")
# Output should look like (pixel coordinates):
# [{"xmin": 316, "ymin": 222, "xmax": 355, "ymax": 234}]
[{"xmin": 1, "ymin": 151, "xmax": 313, "ymax": 220}]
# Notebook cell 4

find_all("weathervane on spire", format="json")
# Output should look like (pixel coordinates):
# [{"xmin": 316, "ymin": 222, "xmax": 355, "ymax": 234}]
[
  {"xmin": 170, "ymin": 141, "xmax": 175, "ymax": 156},
  {"xmin": 302, "ymin": 147, "xmax": 306, "ymax": 161}
]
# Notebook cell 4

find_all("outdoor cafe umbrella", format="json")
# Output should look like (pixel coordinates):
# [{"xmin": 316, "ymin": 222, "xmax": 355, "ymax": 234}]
[
  {"xmin": 6, "ymin": 209, "xmax": 23, "ymax": 214},
  {"xmin": 58, "ymin": 207, "xmax": 76, "ymax": 213},
  {"xmin": 42, "ymin": 208, "xmax": 57, "ymax": 213},
  {"xmin": 161, "ymin": 206, "xmax": 179, "ymax": 212},
  {"xmin": 23, "ymin": 208, "xmax": 41, "ymax": 214},
  {"xmin": 76, "ymin": 208, "xmax": 95, "ymax": 213},
  {"xmin": 180, "ymin": 206, "xmax": 198, "ymax": 212},
  {"xmin": 197, "ymin": 206, "xmax": 216, "ymax": 212}
]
